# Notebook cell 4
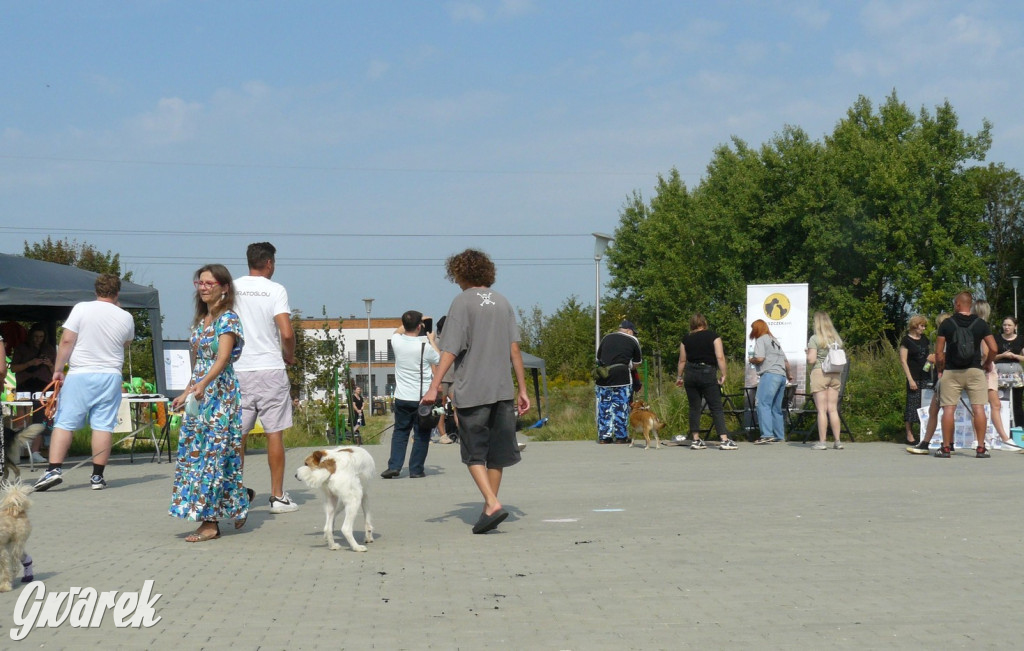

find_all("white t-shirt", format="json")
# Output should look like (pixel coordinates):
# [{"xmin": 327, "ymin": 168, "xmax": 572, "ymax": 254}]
[
  {"xmin": 233, "ymin": 275, "xmax": 290, "ymax": 372},
  {"xmin": 391, "ymin": 333, "xmax": 440, "ymax": 401},
  {"xmin": 64, "ymin": 300, "xmax": 135, "ymax": 375}
]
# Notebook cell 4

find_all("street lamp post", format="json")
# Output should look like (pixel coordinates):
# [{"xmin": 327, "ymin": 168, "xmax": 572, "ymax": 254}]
[
  {"xmin": 363, "ymin": 298, "xmax": 374, "ymax": 406},
  {"xmin": 1013, "ymin": 276, "xmax": 1020, "ymax": 321},
  {"xmin": 592, "ymin": 233, "xmax": 614, "ymax": 354}
]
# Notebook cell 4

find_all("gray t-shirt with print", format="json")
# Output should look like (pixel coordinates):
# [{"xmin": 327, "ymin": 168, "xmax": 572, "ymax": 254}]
[
  {"xmin": 440, "ymin": 287, "xmax": 520, "ymax": 409},
  {"xmin": 753, "ymin": 334, "xmax": 787, "ymax": 377}
]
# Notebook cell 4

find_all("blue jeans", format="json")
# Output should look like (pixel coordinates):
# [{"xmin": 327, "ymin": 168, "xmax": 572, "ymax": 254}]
[
  {"xmin": 756, "ymin": 372, "xmax": 787, "ymax": 441},
  {"xmin": 387, "ymin": 399, "xmax": 430, "ymax": 475}
]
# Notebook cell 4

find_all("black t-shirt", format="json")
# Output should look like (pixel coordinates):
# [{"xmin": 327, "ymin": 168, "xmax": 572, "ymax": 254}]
[
  {"xmin": 995, "ymin": 333, "xmax": 1024, "ymax": 357},
  {"xmin": 682, "ymin": 329, "xmax": 720, "ymax": 366},
  {"xmin": 937, "ymin": 313, "xmax": 992, "ymax": 370},
  {"xmin": 900, "ymin": 334, "xmax": 930, "ymax": 380},
  {"xmin": 596, "ymin": 331, "xmax": 642, "ymax": 387}
]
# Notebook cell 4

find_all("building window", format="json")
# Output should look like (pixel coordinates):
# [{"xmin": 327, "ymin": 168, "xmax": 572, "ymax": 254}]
[{"xmin": 355, "ymin": 339, "xmax": 376, "ymax": 362}]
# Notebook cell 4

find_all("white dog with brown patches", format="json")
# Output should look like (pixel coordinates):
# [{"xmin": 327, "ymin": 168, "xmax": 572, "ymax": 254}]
[{"xmin": 295, "ymin": 447, "xmax": 375, "ymax": 552}]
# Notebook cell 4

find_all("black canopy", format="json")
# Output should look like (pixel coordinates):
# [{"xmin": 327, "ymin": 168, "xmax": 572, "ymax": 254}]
[{"xmin": 0, "ymin": 253, "xmax": 167, "ymax": 394}]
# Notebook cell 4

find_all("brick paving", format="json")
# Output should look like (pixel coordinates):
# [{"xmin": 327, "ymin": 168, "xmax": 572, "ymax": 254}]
[{"xmin": 3, "ymin": 435, "xmax": 1024, "ymax": 649}]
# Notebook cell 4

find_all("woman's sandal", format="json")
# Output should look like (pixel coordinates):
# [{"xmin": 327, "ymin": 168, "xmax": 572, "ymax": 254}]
[
  {"xmin": 186, "ymin": 523, "xmax": 220, "ymax": 543},
  {"xmin": 235, "ymin": 514, "xmax": 248, "ymax": 530}
]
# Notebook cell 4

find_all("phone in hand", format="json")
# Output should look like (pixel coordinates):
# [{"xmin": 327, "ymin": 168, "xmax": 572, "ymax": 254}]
[{"xmin": 422, "ymin": 317, "xmax": 433, "ymax": 334}]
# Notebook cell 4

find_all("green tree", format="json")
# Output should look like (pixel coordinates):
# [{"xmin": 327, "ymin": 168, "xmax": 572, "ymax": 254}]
[
  {"xmin": 23, "ymin": 237, "xmax": 159, "ymax": 382},
  {"xmin": 607, "ymin": 92, "xmax": 995, "ymax": 353},
  {"xmin": 23, "ymin": 237, "xmax": 132, "ymax": 280},
  {"xmin": 971, "ymin": 163, "xmax": 1024, "ymax": 319}
]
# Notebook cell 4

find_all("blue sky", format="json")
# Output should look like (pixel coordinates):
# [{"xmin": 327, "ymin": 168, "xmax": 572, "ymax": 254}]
[{"xmin": 2, "ymin": 1, "xmax": 1022, "ymax": 338}]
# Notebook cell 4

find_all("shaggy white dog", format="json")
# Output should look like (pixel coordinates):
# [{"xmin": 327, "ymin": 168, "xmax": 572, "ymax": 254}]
[
  {"xmin": 0, "ymin": 480, "xmax": 33, "ymax": 592},
  {"xmin": 295, "ymin": 447, "xmax": 375, "ymax": 552}
]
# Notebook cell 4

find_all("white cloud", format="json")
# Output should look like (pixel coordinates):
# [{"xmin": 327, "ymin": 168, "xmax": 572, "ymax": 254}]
[
  {"xmin": 447, "ymin": 2, "xmax": 487, "ymax": 23},
  {"xmin": 128, "ymin": 97, "xmax": 202, "ymax": 144},
  {"xmin": 446, "ymin": 0, "xmax": 534, "ymax": 22},
  {"xmin": 367, "ymin": 59, "xmax": 391, "ymax": 80}
]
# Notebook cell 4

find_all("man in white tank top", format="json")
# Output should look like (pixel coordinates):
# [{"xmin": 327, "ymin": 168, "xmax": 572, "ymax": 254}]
[{"xmin": 234, "ymin": 242, "xmax": 298, "ymax": 513}]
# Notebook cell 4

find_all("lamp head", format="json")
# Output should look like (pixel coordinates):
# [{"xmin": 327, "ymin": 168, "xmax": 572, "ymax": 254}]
[{"xmin": 592, "ymin": 232, "xmax": 613, "ymax": 260}]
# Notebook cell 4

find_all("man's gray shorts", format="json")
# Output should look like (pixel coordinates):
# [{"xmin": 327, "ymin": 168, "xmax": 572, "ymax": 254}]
[
  {"xmin": 458, "ymin": 400, "xmax": 520, "ymax": 469},
  {"xmin": 238, "ymin": 369, "xmax": 293, "ymax": 434}
]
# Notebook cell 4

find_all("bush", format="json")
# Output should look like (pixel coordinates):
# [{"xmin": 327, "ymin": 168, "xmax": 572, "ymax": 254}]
[{"xmin": 525, "ymin": 342, "xmax": 914, "ymax": 443}]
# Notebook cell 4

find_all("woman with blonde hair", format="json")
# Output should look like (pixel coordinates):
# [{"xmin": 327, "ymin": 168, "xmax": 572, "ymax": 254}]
[
  {"xmin": 749, "ymin": 319, "xmax": 792, "ymax": 444},
  {"xmin": 899, "ymin": 315, "xmax": 930, "ymax": 445},
  {"xmin": 973, "ymin": 300, "xmax": 1017, "ymax": 449},
  {"xmin": 806, "ymin": 311, "xmax": 844, "ymax": 450}
]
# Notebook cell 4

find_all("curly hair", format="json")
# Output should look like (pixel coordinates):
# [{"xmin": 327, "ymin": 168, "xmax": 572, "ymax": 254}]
[
  {"xmin": 445, "ymin": 249, "xmax": 495, "ymax": 288},
  {"xmin": 94, "ymin": 273, "xmax": 121, "ymax": 299}
]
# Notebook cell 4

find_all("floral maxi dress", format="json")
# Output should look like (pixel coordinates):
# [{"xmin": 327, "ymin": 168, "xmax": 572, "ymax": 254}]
[{"xmin": 169, "ymin": 311, "xmax": 249, "ymax": 523}]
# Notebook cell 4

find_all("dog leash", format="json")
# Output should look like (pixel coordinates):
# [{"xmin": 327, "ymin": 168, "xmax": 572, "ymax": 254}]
[{"xmin": 9, "ymin": 378, "xmax": 62, "ymax": 426}]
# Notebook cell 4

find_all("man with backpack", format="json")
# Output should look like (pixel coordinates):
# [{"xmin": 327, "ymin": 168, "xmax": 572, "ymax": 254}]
[{"xmin": 935, "ymin": 291, "xmax": 998, "ymax": 458}]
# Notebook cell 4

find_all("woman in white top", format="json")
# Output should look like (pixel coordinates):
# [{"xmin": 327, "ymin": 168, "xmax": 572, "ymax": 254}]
[{"xmin": 806, "ymin": 311, "xmax": 844, "ymax": 450}]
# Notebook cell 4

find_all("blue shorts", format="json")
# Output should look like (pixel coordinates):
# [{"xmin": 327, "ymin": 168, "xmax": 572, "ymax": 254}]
[{"xmin": 54, "ymin": 373, "xmax": 123, "ymax": 432}]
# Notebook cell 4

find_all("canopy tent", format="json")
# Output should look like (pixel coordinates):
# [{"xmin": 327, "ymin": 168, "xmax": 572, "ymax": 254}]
[
  {"xmin": 0, "ymin": 253, "xmax": 167, "ymax": 394},
  {"xmin": 520, "ymin": 351, "xmax": 548, "ymax": 422}
]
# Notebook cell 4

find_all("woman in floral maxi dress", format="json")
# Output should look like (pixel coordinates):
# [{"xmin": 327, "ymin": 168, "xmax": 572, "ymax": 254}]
[{"xmin": 170, "ymin": 264, "xmax": 248, "ymax": 542}]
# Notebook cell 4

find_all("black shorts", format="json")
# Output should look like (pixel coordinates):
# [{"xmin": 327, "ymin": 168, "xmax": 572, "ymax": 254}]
[{"xmin": 457, "ymin": 400, "xmax": 520, "ymax": 469}]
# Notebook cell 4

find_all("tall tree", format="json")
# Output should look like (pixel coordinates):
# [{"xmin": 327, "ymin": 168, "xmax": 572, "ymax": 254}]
[
  {"xmin": 972, "ymin": 163, "xmax": 1024, "ymax": 319},
  {"xmin": 607, "ymin": 92, "xmax": 994, "ymax": 353}
]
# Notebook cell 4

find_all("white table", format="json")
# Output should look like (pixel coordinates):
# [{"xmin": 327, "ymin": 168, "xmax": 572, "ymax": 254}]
[
  {"xmin": 1, "ymin": 400, "xmax": 39, "ymax": 470},
  {"xmin": 123, "ymin": 395, "xmax": 172, "ymax": 464}
]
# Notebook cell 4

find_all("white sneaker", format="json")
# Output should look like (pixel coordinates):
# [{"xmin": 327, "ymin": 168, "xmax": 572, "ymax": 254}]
[
  {"xmin": 269, "ymin": 492, "xmax": 299, "ymax": 514},
  {"xmin": 811, "ymin": 443, "xmax": 828, "ymax": 450},
  {"xmin": 30, "ymin": 452, "xmax": 47, "ymax": 464}
]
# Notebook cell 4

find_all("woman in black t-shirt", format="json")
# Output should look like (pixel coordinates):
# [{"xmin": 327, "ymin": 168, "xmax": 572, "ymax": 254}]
[
  {"xmin": 899, "ymin": 315, "xmax": 930, "ymax": 445},
  {"xmin": 994, "ymin": 315, "xmax": 1024, "ymax": 432},
  {"xmin": 675, "ymin": 313, "xmax": 734, "ymax": 450}
]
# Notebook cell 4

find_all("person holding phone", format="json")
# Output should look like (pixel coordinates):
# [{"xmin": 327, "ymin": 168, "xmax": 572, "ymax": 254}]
[{"xmin": 381, "ymin": 310, "xmax": 440, "ymax": 479}]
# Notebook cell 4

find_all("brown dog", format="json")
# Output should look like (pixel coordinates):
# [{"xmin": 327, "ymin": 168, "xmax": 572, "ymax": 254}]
[{"xmin": 628, "ymin": 401, "xmax": 666, "ymax": 450}]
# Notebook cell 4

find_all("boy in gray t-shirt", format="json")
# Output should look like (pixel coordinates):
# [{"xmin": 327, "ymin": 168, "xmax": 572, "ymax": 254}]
[{"xmin": 422, "ymin": 249, "xmax": 530, "ymax": 535}]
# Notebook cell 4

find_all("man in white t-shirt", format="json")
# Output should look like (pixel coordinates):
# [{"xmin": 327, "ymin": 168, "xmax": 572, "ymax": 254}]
[
  {"xmin": 34, "ymin": 274, "xmax": 135, "ymax": 492},
  {"xmin": 380, "ymin": 310, "xmax": 440, "ymax": 479},
  {"xmin": 234, "ymin": 242, "xmax": 297, "ymax": 513}
]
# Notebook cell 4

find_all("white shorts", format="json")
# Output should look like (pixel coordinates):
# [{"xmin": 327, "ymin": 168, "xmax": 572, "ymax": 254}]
[{"xmin": 238, "ymin": 369, "xmax": 293, "ymax": 434}]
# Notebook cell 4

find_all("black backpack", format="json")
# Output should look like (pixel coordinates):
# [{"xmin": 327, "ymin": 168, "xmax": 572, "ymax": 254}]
[{"xmin": 947, "ymin": 318, "xmax": 978, "ymax": 367}]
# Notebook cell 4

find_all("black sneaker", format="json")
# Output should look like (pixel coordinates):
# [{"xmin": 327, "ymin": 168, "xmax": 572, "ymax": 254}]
[
  {"xmin": 907, "ymin": 440, "xmax": 931, "ymax": 455},
  {"xmin": 380, "ymin": 469, "xmax": 400, "ymax": 479},
  {"xmin": 976, "ymin": 446, "xmax": 990, "ymax": 458},
  {"xmin": 934, "ymin": 445, "xmax": 952, "ymax": 458}
]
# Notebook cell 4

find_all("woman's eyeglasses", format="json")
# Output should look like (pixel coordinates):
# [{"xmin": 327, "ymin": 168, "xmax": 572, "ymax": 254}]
[{"xmin": 193, "ymin": 280, "xmax": 221, "ymax": 289}]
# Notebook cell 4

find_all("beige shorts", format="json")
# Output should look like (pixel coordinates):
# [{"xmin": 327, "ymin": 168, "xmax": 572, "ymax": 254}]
[
  {"xmin": 809, "ymin": 367, "xmax": 841, "ymax": 393},
  {"xmin": 939, "ymin": 368, "xmax": 987, "ymax": 406},
  {"xmin": 986, "ymin": 368, "xmax": 998, "ymax": 392},
  {"xmin": 238, "ymin": 369, "xmax": 294, "ymax": 433}
]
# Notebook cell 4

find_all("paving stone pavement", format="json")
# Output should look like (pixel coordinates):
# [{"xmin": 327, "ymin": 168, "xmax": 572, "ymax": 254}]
[{"xmin": 2, "ymin": 435, "xmax": 1024, "ymax": 650}]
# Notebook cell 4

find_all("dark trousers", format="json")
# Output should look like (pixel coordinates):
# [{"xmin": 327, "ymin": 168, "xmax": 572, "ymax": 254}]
[
  {"xmin": 387, "ymin": 399, "xmax": 430, "ymax": 475},
  {"xmin": 684, "ymin": 365, "xmax": 728, "ymax": 438}
]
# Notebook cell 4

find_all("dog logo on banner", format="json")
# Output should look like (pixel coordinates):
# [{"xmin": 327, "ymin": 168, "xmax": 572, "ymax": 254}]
[{"xmin": 763, "ymin": 293, "xmax": 791, "ymax": 320}]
